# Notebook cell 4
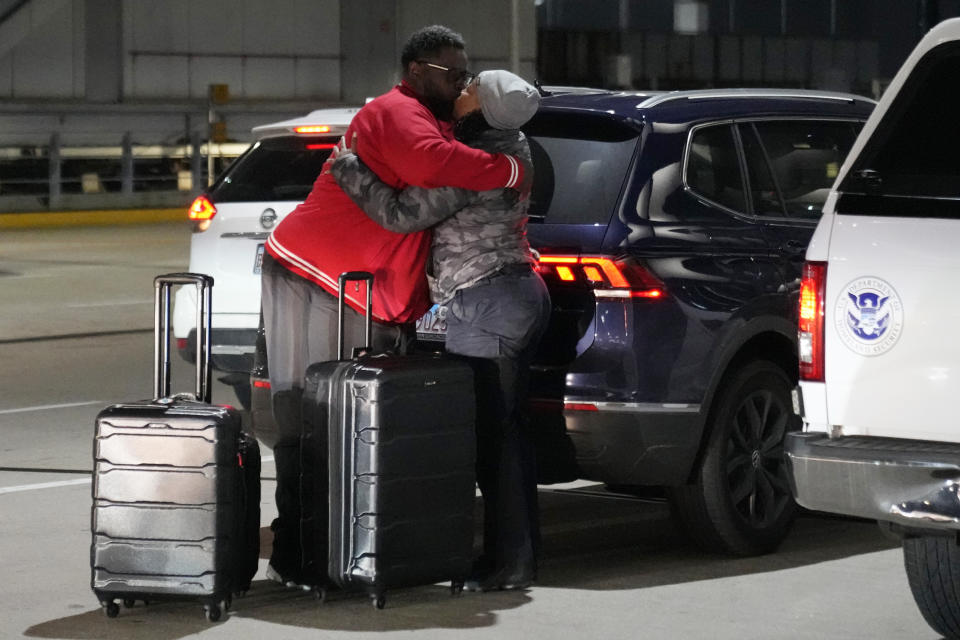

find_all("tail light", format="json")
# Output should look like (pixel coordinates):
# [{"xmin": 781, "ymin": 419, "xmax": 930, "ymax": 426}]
[
  {"xmin": 536, "ymin": 254, "xmax": 665, "ymax": 299},
  {"xmin": 564, "ymin": 402, "xmax": 600, "ymax": 411},
  {"xmin": 187, "ymin": 195, "xmax": 217, "ymax": 231},
  {"xmin": 799, "ymin": 261, "xmax": 826, "ymax": 381},
  {"xmin": 294, "ymin": 125, "xmax": 332, "ymax": 134}
]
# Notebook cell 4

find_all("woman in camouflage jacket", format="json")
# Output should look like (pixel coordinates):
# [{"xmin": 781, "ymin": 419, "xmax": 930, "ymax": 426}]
[{"xmin": 330, "ymin": 69, "xmax": 551, "ymax": 592}]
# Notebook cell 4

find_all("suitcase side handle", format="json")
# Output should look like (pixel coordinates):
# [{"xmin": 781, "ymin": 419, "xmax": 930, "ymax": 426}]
[
  {"xmin": 336, "ymin": 271, "xmax": 373, "ymax": 361},
  {"xmin": 154, "ymin": 272, "xmax": 214, "ymax": 402}
]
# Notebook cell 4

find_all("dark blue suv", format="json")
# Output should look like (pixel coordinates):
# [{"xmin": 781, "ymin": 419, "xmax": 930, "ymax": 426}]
[{"xmin": 522, "ymin": 88, "xmax": 874, "ymax": 555}]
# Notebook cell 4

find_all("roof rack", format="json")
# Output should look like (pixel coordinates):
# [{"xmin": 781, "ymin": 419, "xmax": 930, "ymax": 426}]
[
  {"xmin": 635, "ymin": 88, "xmax": 874, "ymax": 109},
  {"xmin": 537, "ymin": 85, "xmax": 609, "ymax": 95}
]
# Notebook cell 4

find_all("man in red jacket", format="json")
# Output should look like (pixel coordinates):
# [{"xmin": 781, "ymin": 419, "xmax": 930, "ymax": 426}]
[{"xmin": 260, "ymin": 25, "xmax": 530, "ymax": 588}]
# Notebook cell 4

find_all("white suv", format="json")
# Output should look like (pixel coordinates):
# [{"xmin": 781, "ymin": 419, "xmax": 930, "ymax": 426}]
[
  {"xmin": 785, "ymin": 18, "xmax": 960, "ymax": 639},
  {"xmin": 172, "ymin": 108, "xmax": 359, "ymax": 406}
]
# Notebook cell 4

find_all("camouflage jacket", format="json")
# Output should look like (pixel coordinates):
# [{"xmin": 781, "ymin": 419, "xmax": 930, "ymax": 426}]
[{"xmin": 330, "ymin": 128, "xmax": 535, "ymax": 304}]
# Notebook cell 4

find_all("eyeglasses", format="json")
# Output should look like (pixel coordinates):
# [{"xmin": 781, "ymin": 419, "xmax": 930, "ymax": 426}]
[{"xmin": 417, "ymin": 60, "xmax": 476, "ymax": 86}]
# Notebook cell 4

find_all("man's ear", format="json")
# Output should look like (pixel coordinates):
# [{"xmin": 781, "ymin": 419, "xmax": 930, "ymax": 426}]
[{"xmin": 406, "ymin": 60, "xmax": 421, "ymax": 79}]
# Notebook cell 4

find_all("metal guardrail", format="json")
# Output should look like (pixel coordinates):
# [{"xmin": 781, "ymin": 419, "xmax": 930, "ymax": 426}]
[{"xmin": 0, "ymin": 134, "xmax": 249, "ymax": 209}]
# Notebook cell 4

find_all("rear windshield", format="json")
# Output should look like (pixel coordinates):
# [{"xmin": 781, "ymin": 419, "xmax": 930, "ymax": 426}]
[
  {"xmin": 840, "ymin": 41, "xmax": 960, "ymax": 208},
  {"xmin": 209, "ymin": 135, "xmax": 337, "ymax": 203},
  {"xmin": 523, "ymin": 113, "xmax": 640, "ymax": 225}
]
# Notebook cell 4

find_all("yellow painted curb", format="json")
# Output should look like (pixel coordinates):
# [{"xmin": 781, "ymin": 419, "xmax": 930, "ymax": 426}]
[{"xmin": 0, "ymin": 208, "xmax": 186, "ymax": 229}]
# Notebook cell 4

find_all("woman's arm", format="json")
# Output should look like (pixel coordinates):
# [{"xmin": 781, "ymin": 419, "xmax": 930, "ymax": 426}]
[{"xmin": 330, "ymin": 152, "xmax": 474, "ymax": 233}]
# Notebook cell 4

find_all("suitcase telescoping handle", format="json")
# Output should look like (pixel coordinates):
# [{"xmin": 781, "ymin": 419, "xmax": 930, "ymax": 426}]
[
  {"xmin": 154, "ymin": 273, "xmax": 214, "ymax": 403},
  {"xmin": 336, "ymin": 271, "xmax": 373, "ymax": 360}
]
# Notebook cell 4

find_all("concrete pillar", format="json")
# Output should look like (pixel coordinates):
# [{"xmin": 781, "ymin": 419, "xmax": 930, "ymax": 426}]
[
  {"xmin": 84, "ymin": 0, "xmax": 122, "ymax": 103},
  {"xmin": 511, "ymin": 0, "xmax": 521, "ymax": 74},
  {"xmin": 191, "ymin": 129, "xmax": 203, "ymax": 196},
  {"xmin": 340, "ymin": 0, "xmax": 398, "ymax": 104},
  {"xmin": 121, "ymin": 132, "xmax": 133, "ymax": 195},
  {"xmin": 48, "ymin": 132, "xmax": 61, "ymax": 209}
]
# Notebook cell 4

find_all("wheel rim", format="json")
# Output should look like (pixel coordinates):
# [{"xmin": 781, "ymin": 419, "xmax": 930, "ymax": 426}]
[{"xmin": 725, "ymin": 388, "xmax": 793, "ymax": 528}]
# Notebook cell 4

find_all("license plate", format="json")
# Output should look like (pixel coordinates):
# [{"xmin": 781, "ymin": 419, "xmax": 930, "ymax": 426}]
[
  {"xmin": 253, "ymin": 243, "xmax": 265, "ymax": 274},
  {"xmin": 415, "ymin": 304, "xmax": 447, "ymax": 341}
]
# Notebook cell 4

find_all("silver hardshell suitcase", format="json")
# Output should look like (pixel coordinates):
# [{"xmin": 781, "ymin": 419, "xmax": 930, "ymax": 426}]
[
  {"xmin": 300, "ymin": 272, "xmax": 476, "ymax": 608},
  {"xmin": 91, "ymin": 273, "xmax": 260, "ymax": 622}
]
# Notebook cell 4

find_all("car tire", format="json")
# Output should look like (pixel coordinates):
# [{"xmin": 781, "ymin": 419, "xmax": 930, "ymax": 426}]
[
  {"xmin": 903, "ymin": 534, "xmax": 960, "ymax": 640},
  {"xmin": 669, "ymin": 359, "xmax": 800, "ymax": 556}
]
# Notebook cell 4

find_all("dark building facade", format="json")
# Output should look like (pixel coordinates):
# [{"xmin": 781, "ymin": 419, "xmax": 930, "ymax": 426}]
[{"xmin": 536, "ymin": 0, "xmax": 960, "ymax": 96}]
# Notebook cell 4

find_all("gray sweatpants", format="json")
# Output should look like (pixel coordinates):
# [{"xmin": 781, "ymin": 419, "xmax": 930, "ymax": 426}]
[
  {"xmin": 259, "ymin": 253, "xmax": 415, "ymax": 580},
  {"xmin": 260, "ymin": 253, "xmax": 415, "ymax": 444}
]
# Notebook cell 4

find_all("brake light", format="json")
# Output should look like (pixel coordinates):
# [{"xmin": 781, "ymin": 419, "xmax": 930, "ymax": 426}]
[
  {"xmin": 799, "ymin": 261, "xmax": 826, "ymax": 381},
  {"xmin": 306, "ymin": 143, "xmax": 336, "ymax": 150},
  {"xmin": 537, "ymin": 254, "xmax": 665, "ymax": 299},
  {"xmin": 253, "ymin": 379, "xmax": 271, "ymax": 389},
  {"xmin": 187, "ymin": 195, "xmax": 217, "ymax": 221},
  {"xmin": 564, "ymin": 402, "xmax": 599, "ymax": 411},
  {"xmin": 294, "ymin": 125, "xmax": 331, "ymax": 134}
]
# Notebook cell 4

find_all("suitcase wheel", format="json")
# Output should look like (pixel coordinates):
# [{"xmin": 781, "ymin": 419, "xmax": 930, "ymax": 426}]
[
  {"xmin": 122, "ymin": 598, "xmax": 136, "ymax": 609},
  {"xmin": 314, "ymin": 587, "xmax": 327, "ymax": 604},
  {"xmin": 101, "ymin": 601, "xmax": 119, "ymax": 618},
  {"xmin": 371, "ymin": 593, "xmax": 386, "ymax": 609},
  {"xmin": 451, "ymin": 580, "xmax": 464, "ymax": 596},
  {"xmin": 204, "ymin": 603, "xmax": 222, "ymax": 623}
]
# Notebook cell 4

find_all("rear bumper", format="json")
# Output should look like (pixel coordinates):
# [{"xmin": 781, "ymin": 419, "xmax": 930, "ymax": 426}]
[
  {"xmin": 785, "ymin": 432, "xmax": 960, "ymax": 531},
  {"xmin": 564, "ymin": 400, "xmax": 702, "ymax": 486},
  {"xmin": 179, "ymin": 328, "xmax": 257, "ymax": 373}
]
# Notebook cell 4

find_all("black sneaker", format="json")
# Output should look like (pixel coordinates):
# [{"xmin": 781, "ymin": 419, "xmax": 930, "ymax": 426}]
[
  {"xmin": 265, "ymin": 563, "xmax": 309, "ymax": 590},
  {"xmin": 464, "ymin": 565, "xmax": 536, "ymax": 592}
]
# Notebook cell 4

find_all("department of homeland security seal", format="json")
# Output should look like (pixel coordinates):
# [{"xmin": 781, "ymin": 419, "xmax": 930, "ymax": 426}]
[{"xmin": 834, "ymin": 276, "xmax": 904, "ymax": 356}]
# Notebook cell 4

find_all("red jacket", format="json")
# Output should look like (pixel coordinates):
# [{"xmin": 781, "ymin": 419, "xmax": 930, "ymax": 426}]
[{"xmin": 266, "ymin": 82, "xmax": 523, "ymax": 323}]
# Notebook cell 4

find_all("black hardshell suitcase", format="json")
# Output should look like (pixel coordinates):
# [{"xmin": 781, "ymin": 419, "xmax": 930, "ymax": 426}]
[
  {"xmin": 91, "ymin": 273, "xmax": 261, "ymax": 622},
  {"xmin": 300, "ymin": 271, "xmax": 476, "ymax": 608}
]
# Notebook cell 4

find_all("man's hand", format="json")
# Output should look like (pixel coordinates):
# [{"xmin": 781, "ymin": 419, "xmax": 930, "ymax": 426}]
[{"xmin": 321, "ymin": 131, "xmax": 359, "ymax": 174}]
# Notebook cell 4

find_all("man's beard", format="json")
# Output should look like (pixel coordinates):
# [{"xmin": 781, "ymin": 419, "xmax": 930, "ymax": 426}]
[
  {"xmin": 453, "ymin": 110, "xmax": 490, "ymax": 142},
  {"xmin": 423, "ymin": 95, "xmax": 455, "ymax": 122}
]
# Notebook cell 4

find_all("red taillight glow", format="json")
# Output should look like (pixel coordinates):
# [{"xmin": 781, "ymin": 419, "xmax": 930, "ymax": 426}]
[
  {"xmin": 294, "ymin": 125, "xmax": 332, "ymax": 134},
  {"xmin": 253, "ymin": 379, "xmax": 271, "ymax": 389},
  {"xmin": 537, "ymin": 254, "xmax": 666, "ymax": 299},
  {"xmin": 564, "ymin": 402, "xmax": 600, "ymax": 411},
  {"xmin": 583, "ymin": 266, "xmax": 603, "ymax": 282},
  {"xmin": 556, "ymin": 265, "xmax": 576, "ymax": 281},
  {"xmin": 798, "ymin": 261, "xmax": 826, "ymax": 382},
  {"xmin": 176, "ymin": 338, "xmax": 188, "ymax": 351},
  {"xmin": 187, "ymin": 195, "xmax": 217, "ymax": 221},
  {"xmin": 306, "ymin": 143, "xmax": 336, "ymax": 150}
]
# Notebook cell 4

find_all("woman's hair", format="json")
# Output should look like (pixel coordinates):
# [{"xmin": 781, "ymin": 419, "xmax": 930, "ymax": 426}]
[
  {"xmin": 401, "ymin": 25, "xmax": 465, "ymax": 69},
  {"xmin": 453, "ymin": 110, "xmax": 490, "ymax": 142}
]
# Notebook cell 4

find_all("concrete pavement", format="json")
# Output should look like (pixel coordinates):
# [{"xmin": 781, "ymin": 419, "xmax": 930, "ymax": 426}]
[{"xmin": 0, "ymin": 222, "xmax": 939, "ymax": 639}]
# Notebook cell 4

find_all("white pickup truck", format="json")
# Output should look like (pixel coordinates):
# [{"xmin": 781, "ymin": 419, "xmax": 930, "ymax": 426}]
[{"xmin": 785, "ymin": 18, "xmax": 960, "ymax": 640}]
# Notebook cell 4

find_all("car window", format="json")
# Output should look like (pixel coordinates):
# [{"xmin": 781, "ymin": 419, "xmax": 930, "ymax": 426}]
[
  {"xmin": 841, "ymin": 41, "xmax": 960, "ymax": 204},
  {"xmin": 523, "ymin": 113, "xmax": 639, "ymax": 225},
  {"xmin": 751, "ymin": 120, "xmax": 858, "ymax": 219},
  {"xmin": 686, "ymin": 124, "xmax": 747, "ymax": 213},
  {"xmin": 209, "ymin": 135, "xmax": 337, "ymax": 203},
  {"xmin": 739, "ymin": 123, "xmax": 785, "ymax": 217}
]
